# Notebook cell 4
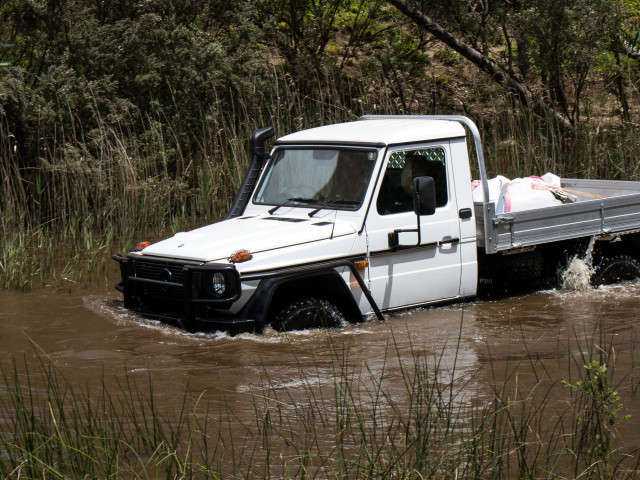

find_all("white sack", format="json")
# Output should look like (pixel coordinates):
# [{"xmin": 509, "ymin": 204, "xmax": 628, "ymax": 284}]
[
  {"xmin": 471, "ymin": 175, "xmax": 510, "ymax": 204},
  {"xmin": 472, "ymin": 173, "xmax": 564, "ymax": 213}
]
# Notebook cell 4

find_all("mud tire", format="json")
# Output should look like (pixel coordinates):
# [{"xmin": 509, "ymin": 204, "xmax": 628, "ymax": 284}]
[
  {"xmin": 274, "ymin": 298, "xmax": 344, "ymax": 332},
  {"xmin": 591, "ymin": 254, "xmax": 640, "ymax": 287}
]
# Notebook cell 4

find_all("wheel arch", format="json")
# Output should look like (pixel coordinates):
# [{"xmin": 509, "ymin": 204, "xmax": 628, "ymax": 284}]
[
  {"xmin": 267, "ymin": 270, "xmax": 364, "ymax": 325},
  {"xmin": 240, "ymin": 269, "xmax": 364, "ymax": 328}
]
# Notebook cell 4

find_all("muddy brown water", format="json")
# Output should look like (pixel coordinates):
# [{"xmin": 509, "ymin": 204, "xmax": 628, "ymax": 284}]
[{"xmin": 2, "ymin": 268, "xmax": 640, "ymax": 472}]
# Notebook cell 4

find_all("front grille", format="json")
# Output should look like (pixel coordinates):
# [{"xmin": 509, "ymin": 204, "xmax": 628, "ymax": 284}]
[
  {"xmin": 123, "ymin": 257, "xmax": 240, "ymax": 321},
  {"xmin": 131, "ymin": 259, "xmax": 187, "ymax": 317},
  {"xmin": 134, "ymin": 259, "xmax": 185, "ymax": 284}
]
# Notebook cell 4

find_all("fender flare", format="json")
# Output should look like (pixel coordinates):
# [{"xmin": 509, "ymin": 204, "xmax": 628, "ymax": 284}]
[{"xmin": 238, "ymin": 268, "xmax": 369, "ymax": 329}]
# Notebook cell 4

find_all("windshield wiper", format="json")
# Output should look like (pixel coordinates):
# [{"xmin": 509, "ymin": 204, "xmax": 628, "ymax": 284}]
[
  {"xmin": 328, "ymin": 199, "xmax": 361, "ymax": 206},
  {"xmin": 288, "ymin": 197, "xmax": 318, "ymax": 204},
  {"xmin": 270, "ymin": 197, "xmax": 359, "ymax": 216},
  {"xmin": 308, "ymin": 199, "xmax": 361, "ymax": 217},
  {"xmin": 268, "ymin": 197, "xmax": 318, "ymax": 215}
]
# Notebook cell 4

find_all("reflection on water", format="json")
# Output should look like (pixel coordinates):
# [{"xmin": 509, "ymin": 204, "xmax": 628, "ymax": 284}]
[
  {"xmin": 2, "ymin": 271, "xmax": 640, "ymax": 474},
  {"xmin": 1, "ymin": 277, "xmax": 639, "ymax": 397}
]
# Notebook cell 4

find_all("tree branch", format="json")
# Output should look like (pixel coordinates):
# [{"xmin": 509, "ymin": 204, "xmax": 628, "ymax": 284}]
[
  {"xmin": 621, "ymin": 39, "xmax": 640, "ymax": 61},
  {"xmin": 386, "ymin": 0, "xmax": 572, "ymax": 129}
]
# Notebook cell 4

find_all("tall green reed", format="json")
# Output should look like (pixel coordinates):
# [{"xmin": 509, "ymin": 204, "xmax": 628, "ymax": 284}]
[{"xmin": 4, "ymin": 68, "xmax": 640, "ymax": 288}]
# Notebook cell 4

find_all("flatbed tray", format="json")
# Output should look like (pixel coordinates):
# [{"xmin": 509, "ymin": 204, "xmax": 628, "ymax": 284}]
[{"xmin": 475, "ymin": 178, "xmax": 640, "ymax": 253}]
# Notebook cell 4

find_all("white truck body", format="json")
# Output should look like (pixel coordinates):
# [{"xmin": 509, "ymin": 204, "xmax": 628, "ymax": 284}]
[{"xmin": 114, "ymin": 116, "xmax": 640, "ymax": 333}]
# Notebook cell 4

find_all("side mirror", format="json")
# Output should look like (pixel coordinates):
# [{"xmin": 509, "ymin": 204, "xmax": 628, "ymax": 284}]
[
  {"xmin": 413, "ymin": 176, "xmax": 436, "ymax": 216},
  {"xmin": 388, "ymin": 175, "xmax": 437, "ymax": 249}
]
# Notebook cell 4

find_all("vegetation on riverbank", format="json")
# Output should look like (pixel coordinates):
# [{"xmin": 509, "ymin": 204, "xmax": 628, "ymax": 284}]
[
  {"xmin": 1, "ymin": 321, "xmax": 639, "ymax": 478},
  {"xmin": 2, "ymin": 0, "xmax": 640, "ymax": 287}
]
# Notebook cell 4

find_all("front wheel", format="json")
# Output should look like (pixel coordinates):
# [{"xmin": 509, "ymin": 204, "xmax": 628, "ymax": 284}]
[
  {"xmin": 591, "ymin": 254, "xmax": 640, "ymax": 287},
  {"xmin": 274, "ymin": 298, "xmax": 345, "ymax": 332}
]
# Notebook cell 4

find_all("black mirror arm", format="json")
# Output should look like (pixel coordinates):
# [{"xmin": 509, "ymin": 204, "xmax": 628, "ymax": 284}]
[{"xmin": 388, "ymin": 216, "xmax": 421, "ymax": 249}]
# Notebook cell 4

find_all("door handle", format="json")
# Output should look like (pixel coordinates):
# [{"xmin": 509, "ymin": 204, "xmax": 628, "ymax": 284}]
[{"xmin": 439, "ymin": 237, "xmax": 459, "ymax": 245}]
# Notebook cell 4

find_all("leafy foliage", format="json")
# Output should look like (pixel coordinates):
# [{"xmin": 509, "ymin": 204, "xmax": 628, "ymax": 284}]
[{"xmin": 2, "ymin": 0, "xmax": 640, "ymax": 286}]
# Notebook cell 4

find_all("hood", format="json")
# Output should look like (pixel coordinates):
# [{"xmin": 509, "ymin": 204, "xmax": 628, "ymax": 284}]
[{"xmin": 139, "ymin": 215, "xmax": 357, "ymax": 262}]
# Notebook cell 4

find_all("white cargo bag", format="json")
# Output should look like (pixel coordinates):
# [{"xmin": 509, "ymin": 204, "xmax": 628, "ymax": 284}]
[{"xmin": 472, "ymin": 173, "xmax": 569, "ymax": 213}]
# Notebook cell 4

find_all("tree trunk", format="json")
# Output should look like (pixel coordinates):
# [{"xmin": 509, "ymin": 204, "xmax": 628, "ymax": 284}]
[{"xmin": 387, "ymin": 0, "xmax": 572, "ymax": 130}]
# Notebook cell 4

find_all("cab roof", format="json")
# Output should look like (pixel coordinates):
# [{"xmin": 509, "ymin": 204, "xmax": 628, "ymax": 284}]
[{"xmin": 275, "ymin": 117, "xmax": 466, "ymax": 147}]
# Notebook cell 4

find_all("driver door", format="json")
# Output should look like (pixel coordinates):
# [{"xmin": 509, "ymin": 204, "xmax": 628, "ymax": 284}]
[{"xmin": 366, "ymin": 143, "xmax": 462, "ymax": 309}]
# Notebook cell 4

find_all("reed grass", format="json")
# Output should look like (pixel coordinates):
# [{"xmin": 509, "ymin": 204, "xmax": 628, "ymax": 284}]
[
  {"xmin": 1, "ymin": 320, "xmax": 639, "ymax": 479},
  {"xmin": 3, "ymin": 68, "xmax": 640, "ymax": 288}
]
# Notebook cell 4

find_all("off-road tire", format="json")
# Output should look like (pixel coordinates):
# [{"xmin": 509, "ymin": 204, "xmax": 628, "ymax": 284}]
[
  {"xmin": 274, "ymin": 298, "xmax": 344, "ymax": 332},
  {"xmin": 591, "ymin": 254, "xmax": 640, "ymax": 287}
]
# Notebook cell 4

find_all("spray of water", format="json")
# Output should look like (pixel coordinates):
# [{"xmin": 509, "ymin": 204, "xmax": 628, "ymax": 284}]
[
  {"xmin": 561, "ymin": 256, "xmax": 593, "ymax": 291},
  {"xmin": 561, "ymin": 237, "xmax": 596, "ymax": 292}
]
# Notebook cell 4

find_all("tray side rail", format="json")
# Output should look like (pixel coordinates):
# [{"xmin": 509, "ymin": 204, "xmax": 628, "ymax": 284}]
[{"xmin": 476, "ymin": 188, "xmax": 640, "ymax": 252}]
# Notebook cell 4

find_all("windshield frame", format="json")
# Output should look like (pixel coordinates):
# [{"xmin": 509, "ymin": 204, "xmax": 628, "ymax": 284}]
[{"xmin": 251, "ymin": 146, "xmax": 380, "ymax": 212}]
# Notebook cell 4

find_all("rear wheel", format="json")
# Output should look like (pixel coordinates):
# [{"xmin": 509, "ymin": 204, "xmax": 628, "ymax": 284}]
[
  {"xmin": 274, "ymin": 298, "xmax": 344, "ymax": 332},
  {"xmin": 591, "ymin": 254, "xmax": 640, "ymax": 287}
]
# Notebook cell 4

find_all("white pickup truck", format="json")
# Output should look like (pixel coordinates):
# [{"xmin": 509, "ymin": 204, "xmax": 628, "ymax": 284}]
[{"xmin": 113, "ymin": 116, "xmax": 640, "ymax": 333}]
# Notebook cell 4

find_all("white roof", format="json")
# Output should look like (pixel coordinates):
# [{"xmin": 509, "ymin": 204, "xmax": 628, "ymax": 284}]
[{"xmin": 276, "ymin": 118, "xmax": 466, "ymax": 146}]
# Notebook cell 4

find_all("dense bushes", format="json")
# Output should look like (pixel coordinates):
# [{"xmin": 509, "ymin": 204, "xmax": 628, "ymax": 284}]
[{"xmin": 1, "ymin": 0, "xmax": 640, "ymax": 287}]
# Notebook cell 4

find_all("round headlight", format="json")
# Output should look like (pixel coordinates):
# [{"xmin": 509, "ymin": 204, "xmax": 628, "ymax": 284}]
[{"xmin": 211, "ymin": 272, "xmax": 226, "ymax": 297}]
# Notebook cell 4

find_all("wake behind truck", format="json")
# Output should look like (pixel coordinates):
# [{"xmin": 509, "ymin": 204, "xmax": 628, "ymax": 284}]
[{"xmin": 113, "ymin": 116, "xmax": 640, "ymax": 333}]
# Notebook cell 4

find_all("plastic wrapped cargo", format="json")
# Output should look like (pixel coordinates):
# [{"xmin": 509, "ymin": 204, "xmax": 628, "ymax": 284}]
[{"xmin": 472, "ymin": 173, "xmax": 573, "ymax": 213}]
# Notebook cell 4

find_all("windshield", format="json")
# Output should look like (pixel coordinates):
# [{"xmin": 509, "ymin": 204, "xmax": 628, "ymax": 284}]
[{"xmin": 253, "ymin": 148, "xmax": 378, "ymax": 210}]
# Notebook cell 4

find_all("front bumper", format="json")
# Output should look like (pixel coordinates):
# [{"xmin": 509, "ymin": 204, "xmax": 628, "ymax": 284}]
[{"xmin": 113, "ymin": 254, "xmax": 258, "ymax": 334}]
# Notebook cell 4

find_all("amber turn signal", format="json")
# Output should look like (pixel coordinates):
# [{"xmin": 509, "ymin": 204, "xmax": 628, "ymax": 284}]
[
  {"xmin": 131, "ymin": 240, "xmax": 152, "ymax": 252},
  {"xmin": 229, "ymin": 250, "xmax": 253, "ymax": 263},
  {"xmin": 353, "ymin": 260, "xmax": 369, "ymax": 269}
]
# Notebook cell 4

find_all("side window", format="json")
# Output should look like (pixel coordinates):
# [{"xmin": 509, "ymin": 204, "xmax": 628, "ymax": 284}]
[{"xmin": 376, "ymin": 147, "xmax": 448, "ymax": 215}]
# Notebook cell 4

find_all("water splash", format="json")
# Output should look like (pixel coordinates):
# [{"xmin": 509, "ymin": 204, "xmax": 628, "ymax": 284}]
[
  {"xmin": 561, "ymin": 256, "xmax": 593, "ymax": 292},
  {"xmin": 559, "ymin": 237, "xmax": 596, "ymax": 292},
  {"xmin": 583, "ymin": 236, "xmax": 596, "ymax": 267}
]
